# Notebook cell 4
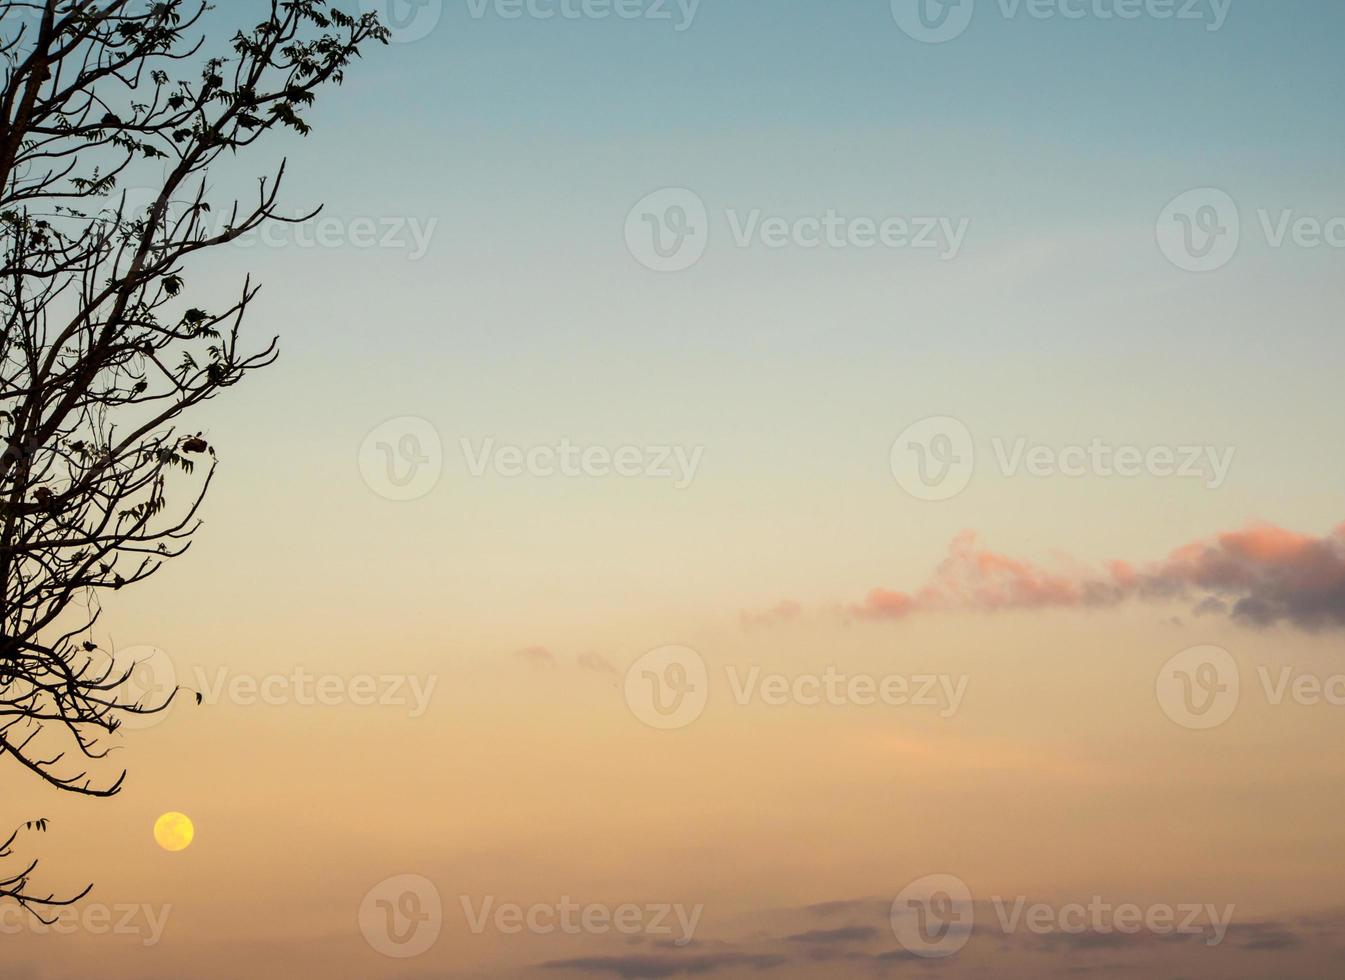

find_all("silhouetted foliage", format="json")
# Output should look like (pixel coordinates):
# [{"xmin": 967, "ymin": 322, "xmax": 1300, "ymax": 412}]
[{"xmin": 0, "ymin": 0, "xmax": 386, "ymax": 911}]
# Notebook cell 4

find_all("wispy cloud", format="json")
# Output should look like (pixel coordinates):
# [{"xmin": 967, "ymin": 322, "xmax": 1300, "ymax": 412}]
[
  {"xmin": 514, "ymin": 646, "xmax": 558, "ymax": 668},
  {"xmin": 577, "ymin": 652, "xmax": 620, "ymax": 676},
  {"xmin": 740, "ymin": 600, "xmax": 804, "ymax": 629}
]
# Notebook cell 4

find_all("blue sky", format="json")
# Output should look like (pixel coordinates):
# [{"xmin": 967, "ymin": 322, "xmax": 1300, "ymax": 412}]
[
  {"xmin": 177, "ymin": 0, "xmax": 1345, "ymax": 591},
  {"xmin": 337, "ymin": 1, "xmax": 1345, "ymax": 158}
]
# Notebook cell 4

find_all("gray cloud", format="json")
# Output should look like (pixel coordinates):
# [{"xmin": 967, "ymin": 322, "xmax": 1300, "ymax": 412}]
[{"xmin": 784, "ymin": 926, "xmax": 880, "ymax": 945}]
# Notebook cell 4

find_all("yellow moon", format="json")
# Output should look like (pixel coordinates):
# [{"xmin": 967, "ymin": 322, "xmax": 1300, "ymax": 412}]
[{"xmin": 154, "ymin": 812, "xmax": 195, "ymax": 852}]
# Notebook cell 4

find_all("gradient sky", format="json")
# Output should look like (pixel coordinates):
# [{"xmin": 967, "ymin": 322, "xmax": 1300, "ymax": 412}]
[{"xmin": 5, "ymin": 1, "xmax": 1345, "ymax": 977}]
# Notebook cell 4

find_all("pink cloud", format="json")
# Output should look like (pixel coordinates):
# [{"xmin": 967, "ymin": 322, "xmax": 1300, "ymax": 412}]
[{"xmin": 849, "ymin": 522, "xmax": 1345, "ymax": 632}]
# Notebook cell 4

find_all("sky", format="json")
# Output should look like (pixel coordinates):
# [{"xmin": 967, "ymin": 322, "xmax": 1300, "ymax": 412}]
[{"xmin": 5, "ymin": 0, "xmax": 1345, "ymax": 977}]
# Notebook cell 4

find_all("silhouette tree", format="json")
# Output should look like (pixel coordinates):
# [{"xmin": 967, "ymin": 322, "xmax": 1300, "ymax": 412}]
[{"xmin": 0, "ymin": 0, "xmax": 387, "ymax": 915}]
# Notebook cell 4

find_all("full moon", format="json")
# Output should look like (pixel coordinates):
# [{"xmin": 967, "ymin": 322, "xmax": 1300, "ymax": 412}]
[{"xmin": 154, "ymin": 812, "xmax": 195, "ymax": 852}]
